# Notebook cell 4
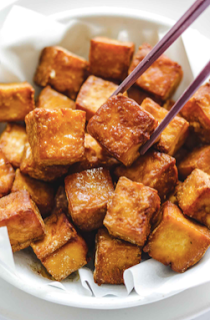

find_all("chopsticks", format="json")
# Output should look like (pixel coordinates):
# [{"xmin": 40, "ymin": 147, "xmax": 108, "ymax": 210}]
[{"xmin": 111, "ymin": 0, "xmax": 210, "ymax": 155}]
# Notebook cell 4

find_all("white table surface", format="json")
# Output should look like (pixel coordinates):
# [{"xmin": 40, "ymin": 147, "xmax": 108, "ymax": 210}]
[{"xmin": 0, "ymin": 0, "xmax": 210, "ymax": 319}]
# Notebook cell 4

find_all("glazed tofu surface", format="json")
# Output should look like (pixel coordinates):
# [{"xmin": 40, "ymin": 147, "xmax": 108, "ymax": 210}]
[
  {"xmin": 114, "ymin": 150, "xmax": 178, "ymax": 200},
  {"xmin": 177, "ymin": 169, "xmax": 210, "ymax": 229},
  {"xmin": 34, "ymin": 46, "xmax": 89, "ymax": 99},
  {"xmin": 0, "ymin": 191, "xmax": 45, "ymax": 252},
  {"xmin": 141, "ymin": 98, "xmax": 189, "ymax": 156},
  {"xmin": 0, "ymin": 82, "xmax": 35, "ymax": 122},
  {"xmin": 144, "ymin": 201, "xmax": 210, "ymax": 273},
  {"xmin": 89, "ymin": 37, "xmax": 135, "ymax": 81},
  {"xmin": 94, "ymin": 228, "xmax": 141, "ymax": 285},
  {"xmin": 0, "ymin": 124, "xmax": 27, "ymax": 168},
  {"xmin": 11, "ymin": 169, "xmax": 55, "ymax": 217},
  {"xmin": 26, "ymin": 108, "xmax": 86, "ymax": 166},
  {"xmin": 129, "ymin": 43, "xmax": 183, "ymax": 100},
  {"xmin": 104, "ymin": 177, "xmax": 160, "ymax": 246},
  {"xmin": 65, "ymin": 167, "xmax": 114, "ymax": 231},
  {"xmin": 0, "ymin": 150, "xmax": 15, "ymax": 198},
  {"xmin": 87, "ymin": 94, "xmax": 158, "ymax": 166},
  {"xmin": 36, "ymin": 86, "xmax": 75, "ymax": 110}
]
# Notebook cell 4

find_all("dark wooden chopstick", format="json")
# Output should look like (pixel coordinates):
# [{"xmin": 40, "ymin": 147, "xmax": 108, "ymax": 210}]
[
  {"xmin": 111, "ymin": 0, "xmax": 210, "ymax": 96},
  {"xmin": 139, "ymin": 61, "xmax": 210, "ymax": 155}
]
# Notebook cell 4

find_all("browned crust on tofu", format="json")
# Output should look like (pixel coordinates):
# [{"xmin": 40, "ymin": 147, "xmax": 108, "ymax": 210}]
[
  {"xmin": 104, "ymin": 177, "xmax": 160, "ymax": 246},
  {"xmin": 144, "ymin": 201, "xmax": 210, "ymax": 273},
  {"xmin": 87, "ymin": 94, "xmax": 158, "ymax": 166},
  {"xmin": 128, "ymin": 85, "xmax": 163, "ymax": 106},
  {"xmin": 0, "ymin": 150, "xmax": 15, "ymax": 198},
  {"xmin": 36, "ymin": 86, "xmax": 75, "ymax": 110},
  {"xmin": 129, "ymin": 43, "xmax": 183, "ymax": 100},
  {"xmin": 94, "ymin": 228, "xmax": 141, "ymax": 285}
]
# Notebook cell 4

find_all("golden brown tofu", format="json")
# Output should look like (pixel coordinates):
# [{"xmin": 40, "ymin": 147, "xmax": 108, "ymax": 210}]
[
  {"xmin": 52, "ymin": 185, "xmax": 68, "ymax": 216},
  {"xmin": 26, "ymin": 108, "xmax": 86, "ymax": 166},
  {"xmin": 114, "ymin": 150, "xmax": 178, "ymax": 200},
  {"xmin": 36, "ymin": 86, "xmax": 75, "ymax": 110},
  {"xmin": 70, "ymin": 133, "xmax": 118, "ymax": 173},
  {"xmin": 42, "ymin": 234, "xmax": 88, "ymax": 281},
  {"xmin": 76, "ymin": 75, "xmax": 127, "ymax": 120},
  {"xmin": 0, "ymin": 150, "xmax": 15, "ymax": 198},
  {"xmin": 20, "ymin": 141, "xmax": 69, "ymax": 182},
  {"xmin": 0, "ymin": 124, "xmax": 27, "ymax": 168},
  {"xmin": 94, "ymin": 228, "xmax": 141, "ymax": 285},
  {"xmin": 65, "ymin": 167, "xmax": 114, "ymax": 231},
  {"xmin": 0, "ymin": 82, "xmax": 35, "ymax": 122},
  {"xmin": 178, "ymin": 145, "xmax": 210, "ymax": 180},
  {"xmin": 144, "ymin": 201, "xmax": 210, "ymax": 273},
  {"xmin": 129, "ymin": 43, "xmax": 183, "ymax": 101},
  {"xmin": 141, "ymin": 98, "xmax": 189, "ymax": 156},
  {"xmin": 177, "ymin": 169, "xmax": 210, "ymax": 229},
  {"xmin": 34, "ymin": 46, "xmax": 89, "ymax": 99},
  {"xmin": 87, "ymin": 95, "xmax": 158, "ymax": 166},
  {"xmin": 11, "ymin": 169, "xmax": 55, "ymax": 217},
  {"xmin": 89, "ymin": 37, "xmax": 135, "ymax": 81},
  {"xmin": 31, "ymin": 211, "xmax": 77, "ymax": 260},
  {"xmin": 127, "ymin": 85, "xmax": 163, "ymax": 106},
  {"xmin": 0, "ymin": 191, "xmax": 45, "ymax": 252},
  {"xmin": 163, "ymin": 99, "xmax": 175, "ymax": 111},
  {"xmin": 104, "ymin": 177, "xmax": 160, "ymax": 246},
  {"xmin": 180, "ymin": 82, "xmax": 210, "ymax": 143}
]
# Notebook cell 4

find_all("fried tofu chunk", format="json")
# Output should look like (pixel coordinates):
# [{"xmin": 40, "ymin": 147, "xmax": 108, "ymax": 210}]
[
  {"xmin": 114, "ymin": 150, "xmax": 178, "ymax": 200},
  {"xmin": 180, "ymin": 82, "xmax": 210, "ymax": 143},
  {"xmin": 0, "ymin": 82, "xmax": 35, "ymax": 122},
  {"xmin": 178, "ymin": 145, "xmax": 210, "ymax": 180},
  {"xmin": 0, "ymin": 124, "xmax": 27, "ymax": 168},
  {"xmin": 129, "ymin": 43, "xmax": 183, "ymax": 101},
  {"xmin": 52, "ymin": 185, "xmax": 68, "ymax": 216},
  {"xmin": 65, "ymin": 167, "xmax": 114, "ymax": 231},
  {"xmin": 0, "ymin": 191, "xmax": 45, "ymax": 252},
  {"xmin": 20, "ymin": 141, "xmax": 69, "ymax": 182},
  {"xmin": 76, "ymin": 75, "xmax": 127, "ymax": 120},
  {"xmin": 32, "ymin": 211, "xmax": 87, "ymax": 281},
  {"xmin": 104, "ymin": 177, "xmax": 160, "ymax": 246},
  {"xmin": 177, "ymin": 169, "xmax": 210, "ymax": 229},
  {"xmin": 11, "ymin": 169, "xmax": 55, "ymax": 217},
  {"xmin": 87, "ymin": 95, "xmax": 158, "ymax": 166},
  {"xmin": 94, "ymin": 228, "xmax": 141, "ymax": 285},
  {"xmin": 26, "ymin": 108, "xmax": 86, "ymax": 166},
  {"xmin": 36, "ymin": 86, "xmax": 75, "ymax": 110},
  {"xmin": 128, "ymin": 85, "xmax": 163, "ymax": 106},
  {"xmin": 141, "ymin": 98, "xmax": 189, "ymax": 156},
  {"xmin": 0, "ymin": 150, "xmax": 15, "ymax": 198},
  {"xmin": 34, "ymin": 46, "xmax": 89, "ymax": 99},
  {"xmin": 89, "ymin": 37, "xmax": 134, "ymax": 81},
  {"xmin": 144, "ymin": 201, "xmax": 210, "ymax": 273}
]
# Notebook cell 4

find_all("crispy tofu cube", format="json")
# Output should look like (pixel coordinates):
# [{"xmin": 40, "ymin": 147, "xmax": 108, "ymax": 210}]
[
  {"xmin": 180, "ymin": 82, "xmax": 210, "ymax": 143},
  {"xmin": 129, "ymin": 43, "xmax": 183, "ymax": 101},
  {"xmin": 70, "ymin": 133, "xmax": 118, "ymax": 173},
  {"xmin": 65, "ymin": 167, "xmax": 114, "ymax": 231},
  {"xmin": 177, "ymin": 169, "xmax": 210, "ymax": 229},
  {"xmin": 36, "ymin": 86, "xmax": 75, "ymax": 110},
  {"xmin": 0, "ymin": 124, "xmax": 27, "ymax": 168},
  {"xmin": 178, "ymin": 145, "xmax": 210, "ymax": 180},
  {"xmin": 128, "ymin": 85, "xmax": 163, "ymax": 106},
  {"xmin": 25, "ymin": 108, "xmax": 86, "ymax": 166},
  {"xmin": 89, "ymin": 37, "xmax": 134, "ymax": 81},
  {"xmin": 11, "ymin": 169, "xmax": 55, "ymax": 217},
  {"xmin": 94, "ymin": 228, "xmax": 141, "ymax": 285},
  {"xmin": 87, "ymin": 95, "xmax": 158, "ymax": 166},
  {"xmin": 144, "ymin": 201, "xmax": 210, "ymax": 272},
  {"xmin": 0, "ymin": 82, "xmax": 35, "ymax": 122},
  {"xmin": 76, "ymin": 75, "xmax": 127, "ymax": 120},
  {"xmin": 20, "ymin": 141, "xmax": 69, "ymax": 182},
  {"xmin": 52, "ymin": 185, "xmax": 69, "ymax": 216},
  {"xmin": 0, "ymin": 150, "xmax": 15, "ymax": 198},
  {"xmin": 141, "ymin": 98, "xmax": 189, "ymax": 156},
  {"xmin": 0, "ymin": 191, "xmax": 45, "ymax": 252},
  {"xmin": 34, "ymin": 46, "xmax": 89, "ymax": 99},
  {"xmin": 104, "ymin": 177, "xmax": 160, "ymax": 246},
  {"xmin": 114, "ymin": 150, "xmax": 178, "ymax": 200}
]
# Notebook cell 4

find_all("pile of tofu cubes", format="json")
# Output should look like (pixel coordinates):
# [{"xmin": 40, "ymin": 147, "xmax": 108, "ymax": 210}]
[{"xmin": 0, "ymin": 36, "xmax": 210, "ymax": 285}]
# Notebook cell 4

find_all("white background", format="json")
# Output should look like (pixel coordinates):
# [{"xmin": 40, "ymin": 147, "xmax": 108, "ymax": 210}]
[{"xmin": 0, "ymin": 0, "xmax": 210, "ymax": 319}]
